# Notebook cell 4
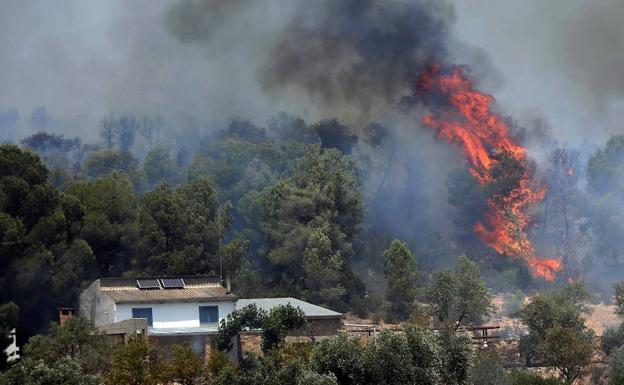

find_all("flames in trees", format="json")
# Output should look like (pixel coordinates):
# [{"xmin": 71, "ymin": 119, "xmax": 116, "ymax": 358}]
[{"xmin": 418, "ymin": 65, "xmax": 561, "ymax": 280}]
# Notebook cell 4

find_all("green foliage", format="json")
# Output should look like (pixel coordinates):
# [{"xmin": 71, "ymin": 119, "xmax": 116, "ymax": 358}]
[
  {"xmin": 383, "ymin": 239, "xmax": 418, "ymax": 322},
  {"xmin": 313, "ymin": 325, "xmax": 444, "ymax": 385},
  {"xmin": 165, "ymin": 344, "xmax": 204, "ymax": 385},
  {"xmin": 83, "ymin": 150, "xmax": 143, "ymax": 188},
  {"xmin": 133, "ymin": 178, "xmax": 227, "ymax": 275},
  {"xmin": 24, "ymin": 317, "xmax": 115, "ymax": 374},
  {"xmin": 439, "ymin": 332, "xmax": 474, "ymax": 385},
  {"xmin": 539, "ymin": 325, "xmax": 594, "ymax": 385},
  {"xmin": 105, "ymin": 336, "xmax": 167, "ymax": 385},
  {"xmin": 261, "ymin": 145, "xmax": 364, "ymax": 310},
  {"xmin": 518, "ymin": 284, "xmax": 594, "ymax": 381},
  {"xmin": 587, "ymin": 135, "xmax": 624, "ymax": 195},
  {"xmin": 143, "ymin": 145, "xmax": 181, "ymax": 188},
  {"xmin": 603, "ymin": 324, "xmax": 624, "ymax": 356},
  {"xmin": 312, "ymin": 334, "xmax": 364, "ymax": 385},
  {"xmin": 615, "ymin": 282, "xmax": 624, "ymax": 317},
  {"xmin": 0, "ymin": 144, "xmax": 96, "ymax": 335},
  {"xmin": 609, "ymin": 345, "xmax": 624, "ymax": 385},
  {"xmin": 428, "ymin": 256, "xmax": 493, "ymax": 328},
  {"xmin": 262, "ymin": 304, "xmax": 307, "ymax": 352},
  {"xmin": 0, "ymin": 358, "xmax": 100, "ymax": 385},
  {"xmin": 470, "ymin": 349, "xmax": 512, "ymax": 385},
  {"xmin": 66, "ymin": 172, "xmax": 138, "ymax": 275},
  {"xmin": 215, "ymin": 304, "xmax": 266, "ymax": 351},
  {"xmin": 215, "ymin": 303, "xmax": 306, "ymax": 353},
  {"xmin": 510, "ymin": 371, "xmax": 563, "ymax": 385}
]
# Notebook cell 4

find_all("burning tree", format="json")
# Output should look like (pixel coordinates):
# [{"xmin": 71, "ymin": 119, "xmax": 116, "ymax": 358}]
[{"xmin": 419, "ymin": 65, "xmax": 561, "ymax": 280}]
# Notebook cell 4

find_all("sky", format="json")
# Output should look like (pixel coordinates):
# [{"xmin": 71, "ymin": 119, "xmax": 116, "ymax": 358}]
[
  {"xmin": 0, "ymin": 0, "xmax": 622, "ymax": 148},
  {"xmin": 454, "ymin": 0, "xmax": 624, "ymax": 149}
]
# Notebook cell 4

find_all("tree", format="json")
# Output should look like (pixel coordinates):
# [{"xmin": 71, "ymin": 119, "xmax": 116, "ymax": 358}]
[
  {"xmin": 602, "ymin": 323, "xmax": 624, "ymax": 356},
  {"xmin": 383, "ymin": 239, "xmax": 418, "ymax": 322},
  {"xmin": 545, "ymin": 147, "xmax": 581, "ymax": 280},
  {"xmin": 0, "ymin": 358, "xmax": 100, "ymax": 385},
  {"xmin": 83, "ymin": 150, "xmax": 141, "ymax": 187},
  {"xmin": 587, "ymin": 135, "xmax": 624, "ymax": 195},
  {"xmin": 471, "ymin": 349, "xmax": 512, "ymax": 385},
  {"xmin": 540, "ymin": 325, "xmax": 594, "ymax": 385},
  {"xmin": 21, "ymin": 132, "xmax": 82, "ymax": 171},
  {"xmin": 165, "ymin": 344, "xmax": 204, "ymax": 385},
  {"xmin": 428, "ymin": 256, "xmax": 493, "ymax": 329},
  {"xmin": 66, "ymin": 172, "xmax": 138, "ymax": 275},
  {"xmin": 143, "ymin": 145, "xmax": 180, "ymax": 188},
  {"xmin": 215, "ymin": 304, "xmax": 306, "ymax": 354},
  {"xmin": 215, "ymin": 304, "xmax": 267, "ymax": 352},
  {"xmin": 518, "ymin": 284, "xmax": 592, "ymax": 369},
  {"xmin": 262, "ymin": 304, "xmax": 307, "ymax": 352},
  {"xmin": 362, "ymin": 331, "xmax": 420, "ymax": 384},
  {"xmin": 608, "ymin": 345, "xmax": 624, "ymax": 385},
  {"xmin": 310, "ymin": 119, "xmax": 358, "ymax": 154},
  {"xmin": 585, "ymin": 135, "xmax": 624, "ymax": 286},
  {"xmin": 105, "ymin": 337, "xmax": 167, "ymax": 385},
  {"xmin": 262, "ymin": 145, "xmax": 364, "ymax": 310},
  {"xmin": 24, "ymin": 317, "xmax": 115, "ymax": 374},
  {"xmin": 133, "ymin": 178, "xmax": 226, "ymax": 275},
  {"xmin": 312, "ymin": 334, "xmax": 365, "ymax": 385},
  {"xmin": 0, "ymin": 144, "xmax": 92, "ymax": 337},
  {"xmin": 615, "ymin": 282, "xmax": 624, "ymax": 317},
  {"xmin": 438, "ymin": 331, "xmax": 474, "ymax": 385}
]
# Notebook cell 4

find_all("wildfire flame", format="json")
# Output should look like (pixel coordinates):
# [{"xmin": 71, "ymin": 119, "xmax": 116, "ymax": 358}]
[{"xmin": 418, "ymin": 65, "xmax": 561, "ymax": 280}]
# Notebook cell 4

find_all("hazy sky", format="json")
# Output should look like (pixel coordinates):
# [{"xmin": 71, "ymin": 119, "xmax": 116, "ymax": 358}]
[
  {"xmin": 0, "ymin": 0, "xmax": 622, "ymax": 147},
  {"xmin": 454, "ymin": 0, "xmax": 624, "ymax": 147}
]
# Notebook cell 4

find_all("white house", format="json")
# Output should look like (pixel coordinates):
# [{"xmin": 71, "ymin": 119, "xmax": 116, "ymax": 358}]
[
  {"xmin": 79, "ymin": 276, "xmax": 237, "ymax": 335},
  {"xmin": 79, "ymin": 276, "xmax": 343, "ymax": 360}
]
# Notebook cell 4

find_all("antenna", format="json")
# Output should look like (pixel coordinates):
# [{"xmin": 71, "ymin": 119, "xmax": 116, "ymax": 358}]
[{"xmin": 218, "ymin": 203, "xmax": 223, "ymax": 284}]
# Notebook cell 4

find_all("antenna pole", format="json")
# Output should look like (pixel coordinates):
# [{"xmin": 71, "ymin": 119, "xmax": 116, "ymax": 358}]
[{"xmin": 218, "ymin": 203, "xmax": 223, "ymax": 284}]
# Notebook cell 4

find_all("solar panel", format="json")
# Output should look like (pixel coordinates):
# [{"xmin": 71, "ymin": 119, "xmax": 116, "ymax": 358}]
[
  {"xmin": 160, "ymin": 278, "xmax": 185, "ymax": 289},
  {"xmin": 136, "ymin": 279, "xmax": 160, "ymax": 290}
]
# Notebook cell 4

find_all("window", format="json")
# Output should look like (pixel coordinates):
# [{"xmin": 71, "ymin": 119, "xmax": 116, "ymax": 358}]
[
  {"xmin": 199, "ymin": 306, "xmax": 219, "ymax": 325},
  {"xmin": 132, "ymin": 308, "xmax": 153, "ymax": 327}
]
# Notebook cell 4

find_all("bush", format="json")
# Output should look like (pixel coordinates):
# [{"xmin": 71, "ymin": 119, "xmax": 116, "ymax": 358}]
[
  {"xmin": 510, "ymin": 371, "xmax": 562, "ymax": 385},
  {"xmin": 609, "ymin": 345, "xmax": 624, "ymax": 385},
  {"xmin": 603, "ymin": 324, "xmax": 624, "ymax": 356},
  {"xmin": 471, "ymin": 349, "xmax": 512, "ymax": 385},
  {"xmin": 0, "ymin": 358, "xmax": 100, "ymax": 385}
]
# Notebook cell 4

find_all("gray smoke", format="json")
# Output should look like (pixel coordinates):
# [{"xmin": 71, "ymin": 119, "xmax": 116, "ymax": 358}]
[{"xmin": 454, "ymin": 0, "xmax": 624, "ymax": 146}]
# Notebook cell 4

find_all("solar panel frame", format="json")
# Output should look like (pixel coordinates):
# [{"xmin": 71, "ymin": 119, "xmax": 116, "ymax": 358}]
[
  {"xmin": 160, "ymin": 278, "xmax": 185, "ymax": 289},
  {"xmin": 136, "ymin": 279, "xmax": 161, "ymax": 290}
]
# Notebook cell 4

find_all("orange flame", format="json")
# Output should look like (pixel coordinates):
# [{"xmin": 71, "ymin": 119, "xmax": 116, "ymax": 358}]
[{"xmin": 419, "ymin": 65, "xmax": 561, "ymax": 280}]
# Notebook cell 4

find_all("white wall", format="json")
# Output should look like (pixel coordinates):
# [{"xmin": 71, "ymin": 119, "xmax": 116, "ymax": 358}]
[{"xmin": 115, "ymin": 301, "xmax": 236, "ymax": 329}]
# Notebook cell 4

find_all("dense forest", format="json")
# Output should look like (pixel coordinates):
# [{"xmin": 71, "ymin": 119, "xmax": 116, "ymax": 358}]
[
  {"xmin": 1, "ymin": 110, "xmax": 624, "ymax": 338},
  {"xmin": 2, "ymin": 0, "xmax": 624, "ymax": 383}
]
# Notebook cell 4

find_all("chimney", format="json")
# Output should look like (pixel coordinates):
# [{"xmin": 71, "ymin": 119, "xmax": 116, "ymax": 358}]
[
  {"xmin": 225, "ymin": 273, "xmax": 232, "ymax": 294},
  {"xmin": 58, "ymin": 308, "xmax": 77, "ymax": 327}
]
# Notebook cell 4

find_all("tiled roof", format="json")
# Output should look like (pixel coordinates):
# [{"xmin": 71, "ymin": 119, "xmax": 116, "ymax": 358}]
[
  {"xmin": 236, "ymin": 297, "xmax": 341, "ymax": 319},
  {"xmin": 99, "ymin": 276, "xmax": 237, "ymax": 304}
]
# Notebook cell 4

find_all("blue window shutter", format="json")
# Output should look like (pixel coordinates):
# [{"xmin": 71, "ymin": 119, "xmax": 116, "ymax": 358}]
[
  {"xmin": 199, "ymin": 306, "xmax": 219, "ymax": 324},
  {"xmin": 132, "ymin": 308, "xmax": 153, "ymax": 326}
]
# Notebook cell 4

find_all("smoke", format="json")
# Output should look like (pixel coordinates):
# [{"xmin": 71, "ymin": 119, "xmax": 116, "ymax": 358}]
[
  {"xmin": 259, "ymin": 0, "xmax": 453, "ymax": 123},
  {"xmin": 4, "ymin": 0, "xmax": 624, "ymax": 286},
  {"xmin": 551, "ymin": 0, "xmax": 624, "ymax": 108},
  {"xmin": 454, "ymin": 0, "xmax": 624, "ymax": 146}
]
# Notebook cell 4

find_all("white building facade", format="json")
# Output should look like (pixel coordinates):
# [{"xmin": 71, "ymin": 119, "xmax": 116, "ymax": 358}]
[{"xmin": 79, "ymin": 276, "xmax": 237, "ymax": 334}]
